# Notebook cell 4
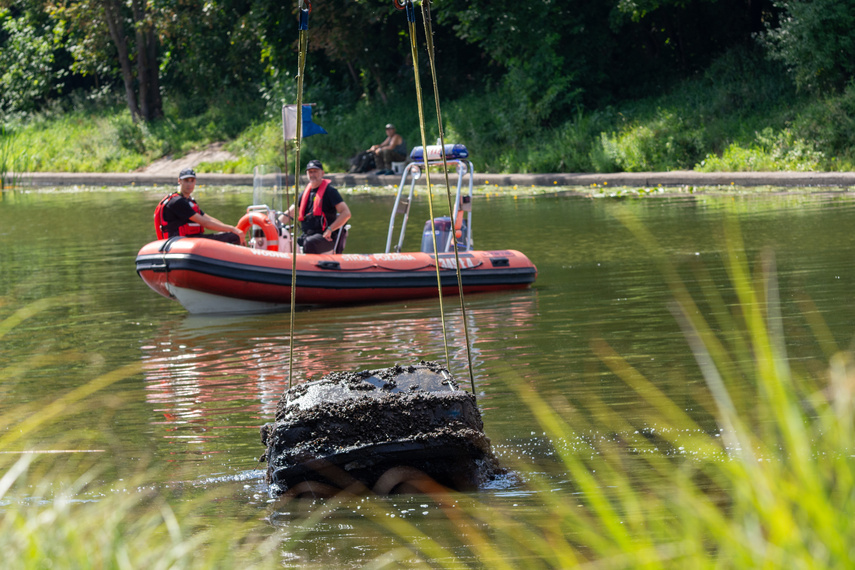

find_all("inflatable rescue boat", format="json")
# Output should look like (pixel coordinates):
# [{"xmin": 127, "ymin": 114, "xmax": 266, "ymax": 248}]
[{"xmin": 135, "ymin": 145, "xmax": 537, "ymax": 314}]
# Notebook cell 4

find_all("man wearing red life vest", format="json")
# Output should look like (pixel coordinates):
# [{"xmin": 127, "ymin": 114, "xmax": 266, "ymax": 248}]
[
  {"xmin": 158, "ymin": 168, "xmax": 245, "ymax": 245},
  {"xmin": 278, "ymin": 160, "xmax": 351, "ymax": 254}
]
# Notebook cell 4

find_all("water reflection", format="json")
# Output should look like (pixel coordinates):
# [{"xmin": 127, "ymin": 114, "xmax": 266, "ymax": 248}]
[
  {"xmin": 140, "ymin": 291, "xmax": 539, "ymax": 442},
  {"xmin": 7, "ymin": 188, "xmax": 855, "ymax": 566}
]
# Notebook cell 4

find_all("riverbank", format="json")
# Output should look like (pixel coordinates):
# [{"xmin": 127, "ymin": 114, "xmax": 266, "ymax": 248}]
[{"xmin": 15, "ymin": 169, "xmax": 855, "ymax": 191}]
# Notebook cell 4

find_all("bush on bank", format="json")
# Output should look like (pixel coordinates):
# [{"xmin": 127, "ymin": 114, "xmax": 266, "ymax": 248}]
[{"xmin": 3, "ymin": 47, "xmax": 854, "ymax": 175}]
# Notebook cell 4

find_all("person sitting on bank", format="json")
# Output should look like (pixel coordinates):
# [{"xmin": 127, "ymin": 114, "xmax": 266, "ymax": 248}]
[
  {"xmin": 156, "ymin": 168, "xmax": 245, "ymax": 245},
  {"xmin": 368, "ymin": 123, "xmax": 406, "ymax": 175},
  {"xmin": 278, "ymin": 160, "xmax": 351, "ymax": 254}
]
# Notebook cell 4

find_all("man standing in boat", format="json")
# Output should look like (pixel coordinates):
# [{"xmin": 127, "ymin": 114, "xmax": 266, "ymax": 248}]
[
  {"xmin": 156, "ymin": 168, "xmax": 245, "ymax": 245},
  {"xmin": 279, "ymin": 160, "xmax": 351, "ymax": 254}
]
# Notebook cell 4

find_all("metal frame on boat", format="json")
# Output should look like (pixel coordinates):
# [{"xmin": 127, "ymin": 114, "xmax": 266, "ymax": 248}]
[{"xmin": 386, "ymin": 143, "xmax": 474, "ymax": 254}]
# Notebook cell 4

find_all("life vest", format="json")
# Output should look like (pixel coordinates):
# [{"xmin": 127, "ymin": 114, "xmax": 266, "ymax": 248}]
[
  {"xmin": 297, "ymin": 179, "xmax": 330, "ymax": 231},
  {"xmin": 154, "ymin": 192, "xmax": 204, "ymax": 239}
]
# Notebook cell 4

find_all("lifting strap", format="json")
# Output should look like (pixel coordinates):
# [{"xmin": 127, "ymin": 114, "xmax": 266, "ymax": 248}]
[
  {"xmin": 397, "ymin": 0, "xmax": 477, "ymax": 399},
  {"xmin": 421, "ymin": 0, "xmax": 477, "ymax": 397},
  {"xmin": 287, "ymin": 0, "xmax": 311, "ymax": 389},
  {"xmin": 285, "ymin": 0, "xmax": 477, "ymax": 398}
]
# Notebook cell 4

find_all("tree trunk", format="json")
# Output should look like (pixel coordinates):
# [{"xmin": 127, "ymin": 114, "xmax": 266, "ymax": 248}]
[
  {"xmin": 370, "ymin": 66, "xmax": 388, "ymax": 104},
  {"xmin": 145, "ymin": 27, "xmax": 163, "ymax": 119},
  {"xmin": 131, "ymin": 0, "xmax": 162, "ymax": 122},
  {"xmin": 102, "ymin": 0, "xmax": 142, "ymax": 122},
  {"xmin": 345, "ymin": 60, "xmax": 360, "ymax": 87}
]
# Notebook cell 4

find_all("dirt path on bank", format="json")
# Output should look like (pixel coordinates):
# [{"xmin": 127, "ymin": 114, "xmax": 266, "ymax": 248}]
[{"xmin": 139, "ymin": 142, "xmax": 238, "ymax": 175}]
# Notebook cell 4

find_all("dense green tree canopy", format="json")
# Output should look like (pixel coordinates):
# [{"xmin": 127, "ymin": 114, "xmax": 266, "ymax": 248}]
[
  {"xmin": 1, "ymin": 0, "xmax": 852, "ymax": 126},
  {"xmin": 763, "ymin": 0, "xmax": 855, "ymax": 91},
  {"xmin": 0, "ymin": 3, "xmax": 67, "ymax": 113}
]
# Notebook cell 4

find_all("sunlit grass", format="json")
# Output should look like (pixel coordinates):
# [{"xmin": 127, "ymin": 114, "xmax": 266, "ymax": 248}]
[
  {"xmin": 7, "ymin": 100, "xmax": 264, "ymax": 173},
  {"xmin": 0, "ymin": 125, "xmax": 30, "ymax": 188},
  {"xmin": 0, "ymin": 455, "xmax": 281, "ymax": 570},
  {"xmin": 696, "ymin": 127, "xmax": 825, "ymax": 172},
  {"xmin": 294, "ymin": 213, "xmax": 855, "ymax": 567}
]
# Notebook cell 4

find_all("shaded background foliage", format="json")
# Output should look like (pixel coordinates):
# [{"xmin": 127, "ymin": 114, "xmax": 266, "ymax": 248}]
[
  {"xmin": 0, "ymin": 0, "xmax": 789, "ymax": 117},
  {"xmin": 2, "ymin": 0, "xmax": 855, "ymax": 172}
]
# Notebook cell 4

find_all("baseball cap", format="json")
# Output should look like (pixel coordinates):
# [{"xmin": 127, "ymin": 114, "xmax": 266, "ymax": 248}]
[
  {"xmin": 385, "ymin": 123, "xmax": 395, "ymax": 129},
  {"xmin": 306, "ymin": 159, "xmax": 323, "ymax": 171},
  {"xmin": 179, "ymin": 168, "xmax": 196, "ymax": 179}
]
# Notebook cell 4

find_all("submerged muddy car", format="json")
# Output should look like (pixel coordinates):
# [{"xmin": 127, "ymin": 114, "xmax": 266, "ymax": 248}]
[{"xmin": 260, "ymin": 362, "xmax": 502, "ymax": 496}]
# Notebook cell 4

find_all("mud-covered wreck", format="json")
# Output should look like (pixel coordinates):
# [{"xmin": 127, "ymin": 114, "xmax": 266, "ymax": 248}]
[{"xmin": 260, "ymin": 362, "xmax": 502, "ymax": 496}]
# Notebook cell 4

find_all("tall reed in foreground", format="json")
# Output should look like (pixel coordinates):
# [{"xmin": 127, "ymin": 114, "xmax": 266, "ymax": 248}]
[
  {"xmin": 335, "ymin": 213, "xmax": 855, "ymax": 568},
  {"xmin": 0, "ymin": 456, "xmax": 280, "ymax": 570},
  {"xmin": 0, "ymin": 125, "xmax": 29, "ymax": 189},
  {"xmin": 0, "ymin": 299, "xmax": 281, "ymax": 570},
  {"xmin": 4, "ymin": 212, "xmax": 854, "ymax": 567}
]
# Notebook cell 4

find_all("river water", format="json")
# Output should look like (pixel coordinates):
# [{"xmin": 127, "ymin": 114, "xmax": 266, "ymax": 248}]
[{"xmin": 2, "ymin": 185, "xmax": 855, "ymax": 565}]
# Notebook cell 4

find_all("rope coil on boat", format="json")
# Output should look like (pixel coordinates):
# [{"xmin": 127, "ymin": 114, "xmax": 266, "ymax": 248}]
[{"xmin": 310, "ymin": 260, "xmax": 484, "ymax": 273}]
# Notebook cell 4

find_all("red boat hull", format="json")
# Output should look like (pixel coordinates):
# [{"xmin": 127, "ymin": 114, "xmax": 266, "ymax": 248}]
[{"xmin": 135, "ymin": 238, "xmax": 537, "ymax": 313}]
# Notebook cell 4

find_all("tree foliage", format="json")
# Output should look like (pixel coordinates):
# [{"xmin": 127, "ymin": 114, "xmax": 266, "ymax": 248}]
[
  {"xmin": 0, "ymin": 4, "xmax": 67, "ymax": 114},
  {"xmin": 762, "ymin": 0, "xmax": 855, "ymax": 92},
  {"xmin": 436, "ymin": 0, "xmax": 775, "ymax": 123},
  {"xmin": 303, "ymin": 0, "xmax": 401, "ymax": 103},
  {"xmin": 0, "ymin": 0, "xmax": 844, "ymax": 133},
  {"xmin": 50, "ymin": 0, "xmax": 167, "ymax": 122}
]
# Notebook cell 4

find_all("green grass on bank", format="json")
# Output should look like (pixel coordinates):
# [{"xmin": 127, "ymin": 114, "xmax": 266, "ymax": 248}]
[
  {"xmin": 0, "ymin": 125, "xmax": 29, "ymax": 188},
  {"xmin": 4, "ymin": 46, "xmax": 855, "ymax": 176}
]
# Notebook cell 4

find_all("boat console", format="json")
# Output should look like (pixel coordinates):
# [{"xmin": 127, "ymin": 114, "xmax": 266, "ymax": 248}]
[{"xmin": 386, "ymin": 143, "xmax": 474, "ymax": 254}]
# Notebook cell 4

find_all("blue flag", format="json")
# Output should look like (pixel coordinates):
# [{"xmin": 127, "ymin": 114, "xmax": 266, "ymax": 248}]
[
  {"xmin": 282, "ymin": 104, "xmax": 328, "ymax": 140},
  {"xmin": 302, "ymin": 105, "xmax": 327, "ymax": 137}
]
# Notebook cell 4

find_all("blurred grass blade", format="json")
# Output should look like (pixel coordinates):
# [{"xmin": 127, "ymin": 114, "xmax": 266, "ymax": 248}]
[
  {"xmin": 0, "ymin": 362, "xmax": 142, "ymax": 449},
  {"xmin": 0, "ymin": 297, "xmax": 60, "ymax": 340}
]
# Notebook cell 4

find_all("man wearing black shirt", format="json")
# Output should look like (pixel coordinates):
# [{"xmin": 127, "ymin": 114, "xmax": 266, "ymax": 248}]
[
  {"xmin": 279, "ymin": 160, "xmax": 351, "ymax": 254},
  {"xmin": 159, "ymin": 168, "xmax": 245, "ymax": 245}
]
